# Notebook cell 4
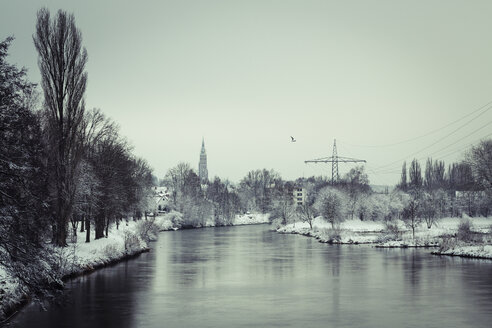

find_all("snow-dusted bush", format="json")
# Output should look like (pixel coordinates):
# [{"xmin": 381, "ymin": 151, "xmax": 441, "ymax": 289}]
[
  {"xmin": 319, "ymin": 225, "xmax": 342, "ymax": 243},
  {"xmin": 439, "ymin": 235, "xmax": 458, "ymax": 252},
  {"xmin": 383, "ymin": 220, "xmax": 402, "ymax": 240},
  {"xmin": 124, "ymin": 230, "xmax": 141, "ymax": 253},
  {"xmin": 103, "ymin": 243, "xmax": 119, "ymax": 258},
  {"xmin": 457, "ymin": 219, "xmax": 474, "ymax": 242},
  {"xmin": 136, "ymin": 218, "xmax": 160, "ymax": 242},
  {"xmin": 160, "ymin": 210, "xmax": 184, "ymax": 229}
]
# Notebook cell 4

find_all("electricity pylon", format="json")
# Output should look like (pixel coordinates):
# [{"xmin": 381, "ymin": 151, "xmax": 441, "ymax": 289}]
[{"xmin": 305, "ymin": 139, "xmax": 366, "ymax": 184}]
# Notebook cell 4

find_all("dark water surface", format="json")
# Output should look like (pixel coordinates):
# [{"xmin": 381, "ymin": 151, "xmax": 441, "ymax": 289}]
[{"xmin": 9, "ymin": 225, "xmax": 492, "ymax": 328}]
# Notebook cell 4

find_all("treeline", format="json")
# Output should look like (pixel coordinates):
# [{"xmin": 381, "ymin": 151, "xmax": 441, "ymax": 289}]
[
  {"xmin": 397, "ymin": 151, "xmax": 492, "ymax": 217},
  {"xmin": 0, "ymin": 9, "xmax": 153, "ymax": 294},
  {"xmin": 266, "ymin": 144, "xmax": 491, "ymax": 241},
  {"xmin": 161, "ymin": 139, "xmax": 492, "ymax": 235},
  {"xmin": 161, "ymin": 165, "xmax": 284, "ymax": 227}
]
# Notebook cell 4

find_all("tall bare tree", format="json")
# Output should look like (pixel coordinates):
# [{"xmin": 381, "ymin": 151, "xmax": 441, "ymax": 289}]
[
  {"xmin": 33, "ymin": 8, "xmax": 88, "ymax": 246},
  {"xmin": 468, "ymin": 139, "xmax": 492, "ymax": 192}
]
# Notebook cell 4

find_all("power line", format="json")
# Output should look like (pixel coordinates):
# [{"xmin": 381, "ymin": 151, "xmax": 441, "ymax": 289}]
[
  {"xmin": 432, "ymin": 132, "xmax": 492, "ymax": 161},
  {"xmin": 337, "ymin": 142, "xmax": 388, "ymax": 186},
  {"xmin": 340, "ymin": 100, "xmax": 492, "ymax": 148},
  {"xmin": 369, "ymin": 131, "xmax": 492, "ymax": 184},
  {"xmin": 416, "ymin": 122, "xmax": 492, "ymax": 160},
  {"xmin": 371, "ymin": 106, "xmax": 491, "ymax": 171}
]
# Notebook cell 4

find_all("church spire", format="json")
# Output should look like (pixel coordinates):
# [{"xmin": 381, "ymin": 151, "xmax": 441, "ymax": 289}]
[{"xmin": 199, "ymin": 138, "xmax": 208, "ymax": 182}]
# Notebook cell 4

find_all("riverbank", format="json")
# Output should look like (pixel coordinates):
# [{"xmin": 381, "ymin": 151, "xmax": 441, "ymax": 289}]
[
  {"xmin": 277, "ymin": 216, "xmax": 492, "ymax": 257},
  {"xmin": 0, "ymin": 212, "xmax": 270, "ymax": 321},
  {"xmin": 0, "ymin": 220, "xmax": 150, "ymax": 322},
  {"xmin": 431, "ymin": 245, "xmax": 492, "ymax": 259}
]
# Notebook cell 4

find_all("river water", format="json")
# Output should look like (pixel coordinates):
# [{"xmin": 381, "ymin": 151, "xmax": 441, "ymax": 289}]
[{"xmin": 9, "ymin": 224, "xmax": 492, "ymax": 328}]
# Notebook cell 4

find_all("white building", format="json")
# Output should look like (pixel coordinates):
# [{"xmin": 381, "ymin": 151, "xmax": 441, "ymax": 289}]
[
  {"xmin": 293, "ymin": 187, "xmax": 306, "ymax": 206},
  {"xmin": 152, "ymin": 186, "xmax": 170, "ymax": 213}
]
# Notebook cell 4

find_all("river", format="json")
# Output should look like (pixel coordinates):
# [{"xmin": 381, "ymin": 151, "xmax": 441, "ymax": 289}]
[{"xmin": 9, "ymin": 224, "xmax": 492, "ymax": 328}]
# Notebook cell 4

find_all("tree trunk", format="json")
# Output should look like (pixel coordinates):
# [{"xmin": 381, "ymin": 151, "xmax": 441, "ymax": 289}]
[
  {"xmin": 85, "ymin": 217, "xmax": 90, "ymax": 243},
  {"xmin": 80, "ymin": 215, "xmax": 85, "ymax": 232},
  {"xmin": 95, "ymin": 212, "xmax": 105, "ymax": 239},
  {"xmin": 105, "ymin": 216, "xmax": 109, "ymax": 238}
]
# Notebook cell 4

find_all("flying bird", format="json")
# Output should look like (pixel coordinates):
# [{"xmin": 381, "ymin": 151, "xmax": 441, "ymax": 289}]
[{"xmin": 290, "ymin": 136, "xmax": 296, "ymax": 142}]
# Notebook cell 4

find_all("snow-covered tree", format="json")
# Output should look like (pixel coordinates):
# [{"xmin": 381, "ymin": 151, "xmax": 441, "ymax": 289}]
[
  {"xmin": 340, "ymin": 166, "xmax": 370, "ymax": 219},
  {"xmin": 0, "ymin": 36, "xmax": 60, "ymax": 296},
  {"xmin": 315, "ymin": 187, "xmax": 347, "ymax": 228},
  {"xmin": 34, "ymin": 9, "xmax": 88, "ymax": 246}
]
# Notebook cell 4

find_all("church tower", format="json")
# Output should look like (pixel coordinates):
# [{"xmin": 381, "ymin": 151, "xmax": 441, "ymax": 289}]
[{"xmin": 199, "ymin": 138, "xmax": 208, "ymax": 183}]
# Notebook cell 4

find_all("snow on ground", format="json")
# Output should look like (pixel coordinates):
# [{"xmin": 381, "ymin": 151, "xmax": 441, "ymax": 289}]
[
  {"xmin": 0, "ymin": 211, "xmax": 271, "ymax": 320},
  {"xmin": 233, "ymin": 213, "xmax": 270, "ymax": 225},
  {"xmin": 277, "ymin": 217, "xmax": 385, "ymax": 244},
  {"xmin": 0, "ymin": 220, "xmax": 150, "ymax": 320},
  {"xmin": 62, "ymin": 220, "xmax": 149, "ymax": 275},
  {"xmin": 432, "ymin": 245, "xmax": 492, "ymax": 259},
  {"xmin": 0, "ymin": 267, "xmax": 25, "ymax": 321},
  {"xmin": 277, "ymin": 216, "xmax": 492, "ymax": 250}
]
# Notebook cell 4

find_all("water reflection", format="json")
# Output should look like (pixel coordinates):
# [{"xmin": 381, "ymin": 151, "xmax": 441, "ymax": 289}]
[{"xmin": 10, "ymin": 225, "xmax": 492, "ymax": 328}]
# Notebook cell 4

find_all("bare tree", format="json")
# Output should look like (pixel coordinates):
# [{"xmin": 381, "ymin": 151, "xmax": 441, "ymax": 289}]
[
  {"xmin": 420, "ymin": 192, "xmax": 437, "ymax": 229},
  {"xmin": 402, "ymin": 192, "xmax": 422, "ymax": 239},
  {"xmin": 468, "ymin": 139, "xmax": 492, "ymax": 192},
  {"xmin": 315, "ymin": 187, "xmax": 347, "ymax": 228},
  {"xmin": 163, "ymin": 162, "xmax": 194, "ymax": 207},
  {"xmin": 271, "ymin": 190, "xmax": 295, "ymax": 226},
  {"xmin": 295, "ymin": 183, "xmax": 317, "ymax": 229},
  {"xmin": 409, "ymin": 159, "xmax": 423, "ymax": 190},
  {"xmin": 33, "ymin": 8, "xmax": 88, "ymax": 246},
  {"xmin": 398, "ymin": 161, "xmax": 407, "ymax": 191}
]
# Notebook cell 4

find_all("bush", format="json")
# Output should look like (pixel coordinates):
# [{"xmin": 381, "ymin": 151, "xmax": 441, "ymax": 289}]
[
  {"xmin": 383, "ymin": 220, "xmax": 401, "ymax": 240},
  {"xmin": 103, "ymin": 243, "xmax": 119, "ymax": 258},
  {"xmin": 136, "ymin": 219, "xmax": 160, "ymax": 242},
  {"xmin": 320, "ymin": 224, "xmax": 342, "ymax": 243},
  {"xmin": 457, "ymin": 219, "xmax": 473, "ymax": 242},
  {"xmin": 124, "ymin": 230, "xmax": 141, "ymax": 253},
  {"xmin": 439, "ymin": 235, "xmax": 457, "ymax": 252}
]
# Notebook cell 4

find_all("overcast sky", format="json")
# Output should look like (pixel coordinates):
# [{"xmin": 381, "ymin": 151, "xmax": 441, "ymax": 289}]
[{"xmin": 2, "ymin": 0, "xmax": 492, "ymax": 185}]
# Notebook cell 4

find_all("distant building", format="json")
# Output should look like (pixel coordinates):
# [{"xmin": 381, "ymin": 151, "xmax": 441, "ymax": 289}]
[
  {"xmin": 293, "ymin": 187, "xmax": 306, "ymax": 206},
  {"xmin": 199, "ymin": 138, "xmax": 208, "ymax": 183},
  {"xmin": 152, "ymin": 186, "xmax": 170, "ymax": 213}
]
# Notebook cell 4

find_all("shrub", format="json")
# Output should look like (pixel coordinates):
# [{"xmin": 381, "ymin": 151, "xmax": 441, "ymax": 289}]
[
  {"xmin": 103, "ymin": 243, "xmax": 119, "ymax": 258},
  {"xmin": 136, "ymin": 219, "xmax": 160, "ymax": 242},
  {"xmin": 124, "ymin": 230, "xmax": 141, "ymax": 253},
  {"xmin": 457, "ymin": 219, "xmax": 473, "ymax": 242},
  {"xmin": 384, "ymin": 220, "xmax": 401, "ymax": 240},
  {"xmin": 320, "ymin": 224, "xmax": 342, "ymax": 243},
  {"xmin": 439, "ymin": 235, "xmax": 457, "ymax": 252}
]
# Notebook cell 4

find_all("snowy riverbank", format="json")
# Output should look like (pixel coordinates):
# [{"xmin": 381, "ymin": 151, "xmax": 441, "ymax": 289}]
[
  {"xmin": 432, "ymin": 245, "xmax": 492, "ymax": 259},
  {"xmin": 277, "ymin": 216, "xmax": 492, "ymax": 255},
  {"xmin": 0, "ymin": 212, "xmax": 270, "ymax": 321},
  {"xmin": 0, "ymin": 220, "xmax": 150, "ymax": 321}
]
